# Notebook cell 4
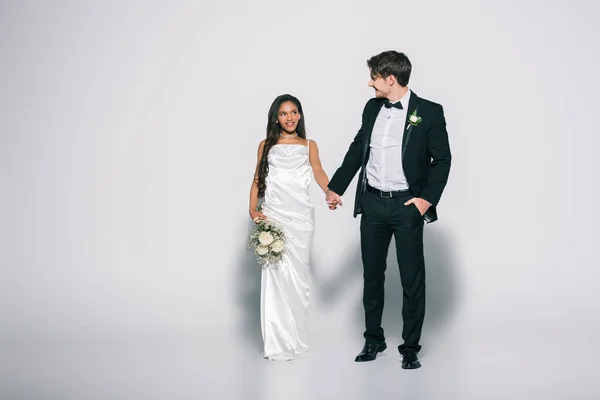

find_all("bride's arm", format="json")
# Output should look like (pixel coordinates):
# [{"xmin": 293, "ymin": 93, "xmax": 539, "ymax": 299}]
[
  {"xmin": 308, "ymin": 140, "xmax": 330, "ymax": 194},
  {"xmin": 249, "ymin": 141, "xmax": 267, "ymax": 221}
]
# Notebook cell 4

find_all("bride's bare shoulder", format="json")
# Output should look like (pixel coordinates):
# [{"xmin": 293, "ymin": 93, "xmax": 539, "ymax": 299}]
[{"xmin": 256, "ymin": 140, "xmax": 266, "ymax": 157}]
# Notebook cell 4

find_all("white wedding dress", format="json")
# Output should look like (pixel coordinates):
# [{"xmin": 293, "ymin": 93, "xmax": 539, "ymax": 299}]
[{"xmin": 260, "ymin": 142, "xmax": 314, "ymax": 361}]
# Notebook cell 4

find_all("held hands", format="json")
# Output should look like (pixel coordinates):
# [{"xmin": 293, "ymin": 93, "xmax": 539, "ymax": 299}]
[
  {"xmin": 404, "ymin": 197, "xmax": 431, "ymax": 216},
  {"xmin": 249, "ymin": 209, "xmax": 267, "ymax": 223},
  {"xmin": 325, "ymin": 189, "xmax": 342, "ymax": 210}
]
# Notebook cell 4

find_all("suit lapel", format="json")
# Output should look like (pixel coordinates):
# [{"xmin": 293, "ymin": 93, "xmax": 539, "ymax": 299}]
[{"xmin": 402, "ymin": 91, "xmax": 420, "ymax": 160}]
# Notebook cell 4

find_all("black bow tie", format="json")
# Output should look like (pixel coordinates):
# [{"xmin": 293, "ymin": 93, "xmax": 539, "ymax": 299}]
[{"xmin": 383, "ymin": 99, "xmax": 403, "ymax": 109}]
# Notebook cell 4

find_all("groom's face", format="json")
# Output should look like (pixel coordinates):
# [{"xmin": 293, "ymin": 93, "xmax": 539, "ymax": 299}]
[{"xmin": 368, "ymin": 73, "xmax": 393, "ymax": 98}]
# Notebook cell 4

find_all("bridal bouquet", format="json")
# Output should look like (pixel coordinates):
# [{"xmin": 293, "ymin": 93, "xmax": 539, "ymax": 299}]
[{"xmin": 247, "ymin": 217, "xmax": 286, "ymax": 266}]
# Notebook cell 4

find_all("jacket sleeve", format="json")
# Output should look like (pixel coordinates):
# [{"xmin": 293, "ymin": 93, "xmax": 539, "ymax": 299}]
[
  {"xmin": 420, "ymin": 104, "xmax": 451, "ymax": 206},
  {"xmin": 327, "ymin": 100, "xmax": 373, "ymax": 196}
]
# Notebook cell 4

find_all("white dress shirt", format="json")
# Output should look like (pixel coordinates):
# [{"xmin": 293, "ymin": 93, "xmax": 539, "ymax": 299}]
[{"xmin": 366, "ymin": 89, "xmax": 411, "ymax": 191}]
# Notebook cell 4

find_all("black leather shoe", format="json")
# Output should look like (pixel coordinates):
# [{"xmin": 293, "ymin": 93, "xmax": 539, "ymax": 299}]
[
  {"xmin": 401, "ymin": 353, "xmax": 421, "ymax": 369},
  {"xmin": 354, "ymin": 342, "xmax": 387, "ymax": 362}
]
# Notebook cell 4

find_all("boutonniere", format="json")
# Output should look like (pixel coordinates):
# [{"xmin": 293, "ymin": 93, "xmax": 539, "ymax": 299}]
[{"xmin": 408, "ymin": 110, "xmax": 422, "ymax": 127}]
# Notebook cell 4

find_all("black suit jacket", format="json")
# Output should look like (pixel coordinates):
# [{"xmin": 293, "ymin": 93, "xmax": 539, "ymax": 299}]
[{"xmin": 328, "ymin": 92, "xmax": 451, "ymax": 223}]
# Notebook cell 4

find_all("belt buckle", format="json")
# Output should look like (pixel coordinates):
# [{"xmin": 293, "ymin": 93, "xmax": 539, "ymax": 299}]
[{"xmin": 380, "ymin": 190, "xmax": 392, "ymax": 198}]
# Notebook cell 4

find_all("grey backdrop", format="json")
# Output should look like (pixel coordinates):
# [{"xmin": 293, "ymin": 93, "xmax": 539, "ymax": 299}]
[{"xmin": 1, "ymin": 1, "xmax": 599, "ymax": 399}]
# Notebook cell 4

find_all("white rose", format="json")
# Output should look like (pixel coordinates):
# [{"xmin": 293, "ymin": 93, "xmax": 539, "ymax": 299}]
[
  {"xmin": 270, "ymin": 240, "xmax": 285, "ymax": 253},
  {"xmin": 258, "ymin": 232, "xmax": 274, "ymax": 246},
  {"xmin": 409, "ymin": 115, "xmax": 418, "ymax": 123},
  {"xmin": 256, "ymin": 246, "xmax": 269, "ymax": 256}
]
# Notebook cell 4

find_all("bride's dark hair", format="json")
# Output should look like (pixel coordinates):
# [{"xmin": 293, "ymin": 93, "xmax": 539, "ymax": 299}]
[{"xmin": 257, "ymin": 94, "xmax": 306, "ymax": 197}]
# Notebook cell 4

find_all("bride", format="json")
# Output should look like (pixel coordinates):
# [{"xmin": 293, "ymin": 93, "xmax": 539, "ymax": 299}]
[{"xmin": 248, "ymin": 94, "xmax": 332, "ymax": 360}]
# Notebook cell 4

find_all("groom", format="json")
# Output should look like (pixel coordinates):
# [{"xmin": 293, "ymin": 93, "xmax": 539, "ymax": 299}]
[{"xmin": 326, "ymin": 51, "xmax": 451, "ymax": 369}]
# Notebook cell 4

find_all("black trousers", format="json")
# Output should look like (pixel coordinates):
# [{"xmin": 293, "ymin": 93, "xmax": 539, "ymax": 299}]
[{"xmin": 360, "ymin": 189, "xmax": 425, "ymax": 355}]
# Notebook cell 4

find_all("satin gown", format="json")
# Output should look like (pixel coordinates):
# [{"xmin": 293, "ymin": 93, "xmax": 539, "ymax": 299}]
[{"xmin": 260, "ymin": 143, "xmax": 314, "ymax": 361}]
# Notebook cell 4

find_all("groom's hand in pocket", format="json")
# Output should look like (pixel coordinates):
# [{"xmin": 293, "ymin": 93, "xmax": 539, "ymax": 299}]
[
  {"xmin": 404, "ymin": 197, "xmax": 431, "ymax": 216},
  {"xmin": 326, "ymin": 189, "xmax": 342, "ymax": 210}
]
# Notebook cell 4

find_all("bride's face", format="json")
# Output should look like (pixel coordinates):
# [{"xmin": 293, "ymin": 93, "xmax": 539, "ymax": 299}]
[{"xmin": 277, "ymin": 101, "xmax": 301, "ymax": 134}]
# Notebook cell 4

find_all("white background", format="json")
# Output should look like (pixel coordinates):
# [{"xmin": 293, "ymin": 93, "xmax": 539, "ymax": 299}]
[{"xmin": 1, "ymin": 1, "xmax": 599, "ymax": 399}]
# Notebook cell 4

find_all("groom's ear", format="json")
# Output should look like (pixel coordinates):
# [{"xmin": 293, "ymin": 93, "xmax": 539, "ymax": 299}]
[{"xmin": 385, "ymin": 74, "xmax": 397, "ymax": 86}]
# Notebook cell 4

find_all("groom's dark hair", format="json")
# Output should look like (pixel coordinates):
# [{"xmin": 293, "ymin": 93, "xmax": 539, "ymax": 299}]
[{"xmin": 367, "ymin": 51, "xmax": 412, "ymax": 86}]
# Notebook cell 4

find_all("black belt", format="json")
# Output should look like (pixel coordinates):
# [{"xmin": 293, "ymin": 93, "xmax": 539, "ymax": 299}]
[{"xmin": 366, "ymin": 184, "xmax": 411, "ymax": 198}]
